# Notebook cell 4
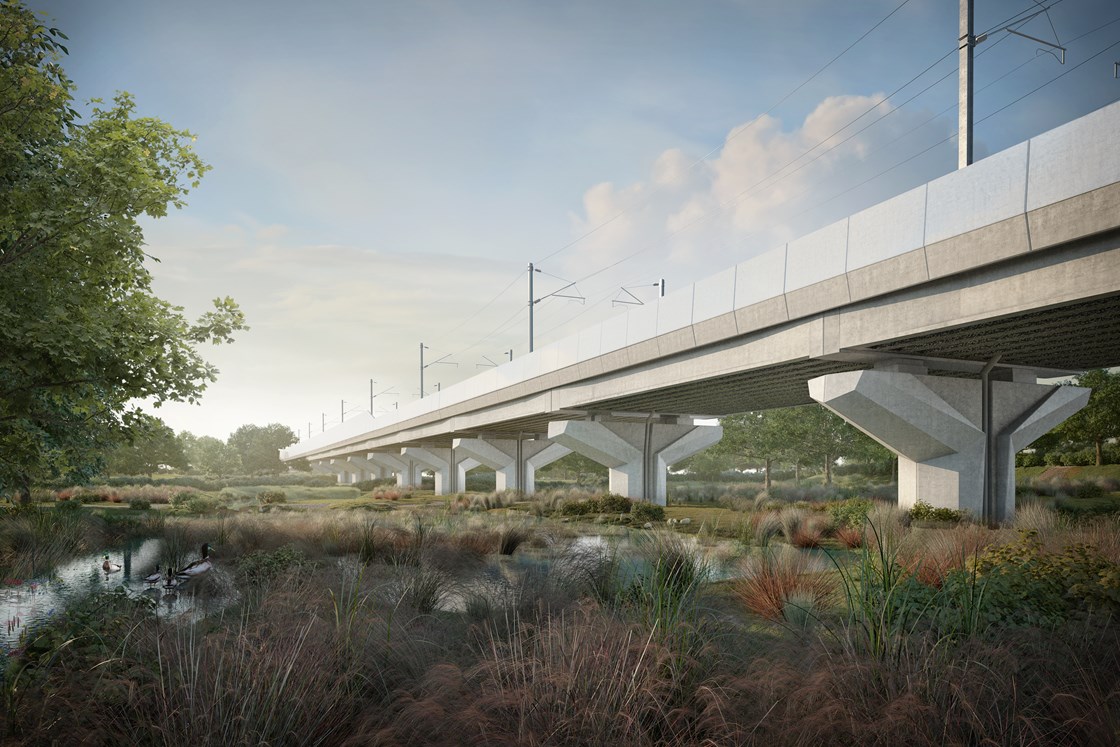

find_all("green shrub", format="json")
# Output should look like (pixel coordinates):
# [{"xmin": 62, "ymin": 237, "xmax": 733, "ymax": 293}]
[
  {"xmin": 237, "ymin": 545, "xmax": 305, "ymax": 583},
  {"xmin": 559, "ymin": 498, "xmax": 598, "ymax": 517},
  {"xmin": 174, "ymin": 495, "xmax": 220, "ymax": 515},
  {"xmin": 939, "ymin": 530, "xmax": 1120, "ymax": 629},
  {"xmin": 54, "ymin": 498, "xmax": 83, "ymax": 514},
  {"xmin": 909, "ymin": 499, "xmax": 965, "ymax": 523},
  {"xmin": 257, "ymin": 490, "xmax": 287, "ymax": 505},
  {"xmin": 1074, "ymin": 482, "xmax": 1105, "ymax": 500},
  {"xmin": 597, "ymin": 493, "xmax": 632, "ymax": 514},
  {"xmin": 128, "ymin": 499, "xmax": 151, "ymax": 511},
  {"xmin": 631, "ymin": 502, "xmax": 665, "ymax": 523},
  {"xmin": 826, "ymin": 498, "xmax": 873, "ymax": 529},
  {"xmin": 169, "ymin": 490, "xmax": 197, "ymax": 508},
  {"xmin": 352, "ymin": 478, "xmax": 396, "ymax": 492}
]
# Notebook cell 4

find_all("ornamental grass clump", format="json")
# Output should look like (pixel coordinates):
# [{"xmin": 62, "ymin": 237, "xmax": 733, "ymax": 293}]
[
  {"xmin": 497, "ymin": 523, "xmax": 532, "ymax": 555},
  {"xmin": 733, "ymin": 545, "xmax": 834, "ymax": 622},
  {"xmin": 778, "ymin": 507, "xmax": 805, "ymax": 544}
]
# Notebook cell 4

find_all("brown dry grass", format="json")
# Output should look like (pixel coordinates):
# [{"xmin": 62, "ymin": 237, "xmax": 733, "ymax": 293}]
[{"xmin": 898, "ymin": 524, "xmax": 1001, "ymax": 588}]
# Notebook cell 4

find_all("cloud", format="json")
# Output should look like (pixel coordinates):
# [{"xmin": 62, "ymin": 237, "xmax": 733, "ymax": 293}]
[{"xmin": 562, "ymin": 93, "xmax": 952, "ymax": 283}]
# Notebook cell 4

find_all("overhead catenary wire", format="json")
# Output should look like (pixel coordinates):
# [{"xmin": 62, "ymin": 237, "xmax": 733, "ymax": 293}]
[
  {"xmin": 530, "ymin": 0, "xmax": 917, "ymax": 267},
  {"xmin": 413, "ymin": 2, "xmax": 1114, "ymax": 372},
  {"xmin": 413, "ymin": 0, "xmax": 922, "ymax": 360},
  {"xmin": 424, "ymin": 0, "xmax": 1058, "ymax": 362},
  {"xmin": 538, "ymin": 3, "xmax": 1106, "ymax": 299},
  {"xmin": 521, "ymin": 15, "xmax": 1120, "ymax": 349}
]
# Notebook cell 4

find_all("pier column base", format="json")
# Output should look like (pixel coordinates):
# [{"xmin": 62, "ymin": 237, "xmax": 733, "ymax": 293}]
[
  {"xmin": 809, "ymin": 370, "xmax": 1089, "ymax": 523},
  {"xmin": 546, "ymin": 420, "xmax": 723, "ymax": 505},
  {"xmin": 452, "ymin": 437, "xmax": 571, "ymax": 494}
]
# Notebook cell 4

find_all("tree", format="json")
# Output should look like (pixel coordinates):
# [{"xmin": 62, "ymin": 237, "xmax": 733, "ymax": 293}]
[
  {"xmin": 1055, "ymin": 369, "xmax": 1120, "ymax": 466},
  {"xmin": 717, "ymin": 410, "xmax": 801, "ymax": 491},
  {"xmin": 792, "ymin": 405, "xmax": 861, "ymax": 485},
  {"xmin": 717, "ymin": 405, "xmax": 889, "ymax": 488},
  {"xmin": 182, "ymin": 434, "xmax": 241, "ymax": 477},
  {"xmin": 227, "ymin": 423, "xmax": 298, "ymax": 474},
  {"xmin": 0, "ymin": 4, "xmax": 246, "ymax": 500},
  {"xmin": 103, "ymin": 415, "xmax": 186, "ymax": 477},
  {"xmin": 538, "ymin": 452, "xmax": 607, "ymax": 485}
]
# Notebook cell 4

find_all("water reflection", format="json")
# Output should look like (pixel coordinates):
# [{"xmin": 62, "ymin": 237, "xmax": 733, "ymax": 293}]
[{"xmin": 1, "ymin": 538, "xmax": 237, "ymax": 654}]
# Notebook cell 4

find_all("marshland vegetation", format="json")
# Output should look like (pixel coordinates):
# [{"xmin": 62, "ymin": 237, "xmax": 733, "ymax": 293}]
[{"xmin": 1, "ymin": 470, "xmax": 1119, "ymax": 746}]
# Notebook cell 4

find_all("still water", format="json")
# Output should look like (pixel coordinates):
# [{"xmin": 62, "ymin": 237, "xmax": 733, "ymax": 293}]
[{"xmin": 1, "ymin": 538, "xmax": 235, "ymax": 654}]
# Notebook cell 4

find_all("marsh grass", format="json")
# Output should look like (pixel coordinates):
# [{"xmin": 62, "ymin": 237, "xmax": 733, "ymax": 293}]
[
  {"xmin": 0, "ymin": 503, "xmax": 105, "ymax": 577},
  {"xmin": 140, "ymin": 591, "xmax": 356, "ymax": 745},
  {"xmin": 4, "ymin": 495, "xmax": 1120, "ymax": 746},
  {"xmin": 733, "ymin": 545, "xmax": 835, "ymax": 622},
  {"xmin": 367, "ymin": 607, "xmax": 726, "ymax": 747},
  {"xmin": 832, "ymin": 518, "xmax": 923, "ymax": 660},
  {"xmin": 496, "ymin": 523, "xmax": 531, "ymax": 555}
]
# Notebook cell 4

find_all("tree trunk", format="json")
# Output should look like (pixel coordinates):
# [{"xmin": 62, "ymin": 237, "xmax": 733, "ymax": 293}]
[
  {"xmin": 17, "ymin": 473, "xmax": 31, "ymax": 504},
  {"xmin": 764, "ymin": 457, "xmax": 772, "ymax": 492},
  {"xmin": 795, "ymin": 463, "xmax": 801, "ymax": 485},
  {"xmin": 1096, "ymin": 438, "xmax": 1103, "ymax": 467},
  {"xmin": 824, "ymin": 455, "xmax": 832, "ymax": 486}
]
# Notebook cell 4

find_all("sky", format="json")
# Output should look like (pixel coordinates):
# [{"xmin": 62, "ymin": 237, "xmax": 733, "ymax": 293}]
[{"xmin": 32, "ymin": 0, "xmax": 1120, "ymax": 440}]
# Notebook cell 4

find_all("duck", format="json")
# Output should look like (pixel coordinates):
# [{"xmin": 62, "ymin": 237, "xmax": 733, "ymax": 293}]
[
  {"xmin": 102, "ymin": 555, "xmax": 121, "ymax": 573},
  {"xmin": 174, "ymin": 543, "xmax": 212, "ymax": 581},
  {"xmin": 143, "ymin": 565, "xmax": 162, "ymax": 587}
]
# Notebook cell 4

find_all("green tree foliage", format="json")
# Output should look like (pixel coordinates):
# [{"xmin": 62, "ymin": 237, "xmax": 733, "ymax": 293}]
[
  {"xmin": 1055, "ymin": 369, "xmax": 1120, "ymax": 466},
  {"xmin": 538, "ymin": 452, "xmax": 607, "ymax": 485},
  {"xmin": 717, "ymin": 405, "xmax": 889, "ymax": 486},
  {"xmin": 716, "ymin": 410, "xmax": 802, "ymax": 490},
  {"xmin": 180, "ymin": 433, "xmax": 241, "ymax": 477},
  {"xmin": 0, "ymin": 4, "xmax": 246, "ymax": 499},
  {"xmin": 228, "ymin": 423, "xmax": 298, "ymax": 474},
  {"xmin": 103, "ymin": 415, "xmax": 186, "ymax": 477}
]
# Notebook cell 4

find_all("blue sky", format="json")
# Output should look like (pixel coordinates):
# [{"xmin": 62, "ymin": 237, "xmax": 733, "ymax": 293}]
[{"xmin": 33, "ymin": 0, "xmax": 1120, "ymax": 439}]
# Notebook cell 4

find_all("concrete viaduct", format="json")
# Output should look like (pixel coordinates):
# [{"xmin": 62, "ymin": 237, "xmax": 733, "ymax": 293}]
[{"xmin": 282, "ymin": 101, "xmax": 1120, "ymax": 523}]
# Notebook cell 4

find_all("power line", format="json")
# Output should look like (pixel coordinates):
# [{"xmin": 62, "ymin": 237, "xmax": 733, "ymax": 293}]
[
  {"xmin": 534, "ymin": 4, "xmax": 1110, "ymax": 300},
  {"xmin": 530, "ymin": 0, "xmax": 917, "ymax": 266},
  {"xmin": 425, "ymin": 2, "xmax": 1112, "ymax": 364},
  {"xmin": 518, "ymin": 18, "xmax": 1120, "ymax": 351},
  {"xmin": 425, "ymin": 268, "xmax": 523, "ymax": 350}
]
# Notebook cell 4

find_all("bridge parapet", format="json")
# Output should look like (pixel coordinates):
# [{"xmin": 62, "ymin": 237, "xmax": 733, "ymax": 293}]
[{"xmin": 283, "ymin": 101, "xmax": 1120, "ymax": 465}]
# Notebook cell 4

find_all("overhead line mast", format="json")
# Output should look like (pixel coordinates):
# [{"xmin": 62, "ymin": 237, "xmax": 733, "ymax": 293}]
[{"xmin": 959, "ymin": 0, "xmax": 975, "ymax": 168}]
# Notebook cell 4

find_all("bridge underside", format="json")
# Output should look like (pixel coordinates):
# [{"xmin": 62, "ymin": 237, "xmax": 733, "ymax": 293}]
[
  {"xmin": 290, "ymin": 100, "xmax": 1120, "ymax": 516},
  {"xmin": 362, "ymin": 287, "xmax": 1120, "ymax": 449}
]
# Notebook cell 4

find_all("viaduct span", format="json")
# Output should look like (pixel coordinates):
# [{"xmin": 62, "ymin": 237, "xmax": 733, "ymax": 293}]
[{"xmin": 283, "ymin": 102, "xmax": 1120, "ymax": 523}]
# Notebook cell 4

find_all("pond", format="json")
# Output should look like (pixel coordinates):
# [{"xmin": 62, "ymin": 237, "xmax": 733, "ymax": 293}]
[{"xmin": 1, "ymin": 538, "xmax": 237, "ymax": 654}]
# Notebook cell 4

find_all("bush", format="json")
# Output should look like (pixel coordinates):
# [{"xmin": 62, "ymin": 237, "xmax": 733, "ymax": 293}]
[
  {"xmin": 826, "ymin": 498, "xmax": 874, "ymax": 529},
  {"xmin": 559, "ymin": 498, "xmax": 598, "ymax": 517},
  {"xmin": 169, "ymin": 491, "xmax": 197, "ymax": 508},
  {"xmin": 631, "ymin": 502, "xmax": 664, "ymax": 523},
  {"xmin": 257, "ymin": 490, "xmax": 287, "ymax": 505},
  {"xmin": 597, "ymin": 493, "xmax": 632, "ymax": 514},
  {"xmin": 909, "ymin": 500, "xmax": 966, "ymax": 523},
  {"xmin": 939, "ymin": 530, "xmax": 1120, "ymax": 628},
  {"xmin": 237, "ymin": 545, "xmax": 305, "ymax": 583},
  {"xmin": 352, "ymin": 478, "xmax": 396, "ymax": 492},
  {"xmin": 128, "ymin": 499, "xmax": 151, "ymax": 511},
  {"xmin": 173, "ymin": 496, "xmax": 221, "ymax": 515},
  {"xmin": 1074, "ymin": 482, "xmax": 1105, "ymax": 500}
]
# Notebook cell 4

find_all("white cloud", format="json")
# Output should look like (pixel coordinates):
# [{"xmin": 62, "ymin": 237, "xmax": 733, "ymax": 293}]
[{"xmin": 563, "ymin": 93, "xmax": 952, "ymax": 283}]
